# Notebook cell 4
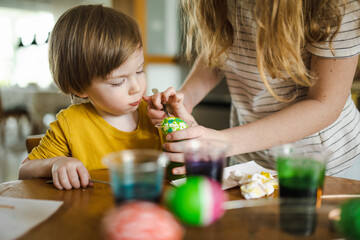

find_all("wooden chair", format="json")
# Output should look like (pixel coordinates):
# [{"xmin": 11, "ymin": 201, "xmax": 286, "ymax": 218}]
[
  {"xmin": 0, "ymin": 91, "xmax": 31, "ymax": 146},
  {"xmin": 26, "ymin": 134, "xmax": 43, "ymax": 153}
]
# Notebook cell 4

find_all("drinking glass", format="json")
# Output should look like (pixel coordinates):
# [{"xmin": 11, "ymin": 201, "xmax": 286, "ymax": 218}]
[
  {"xmin": 183, "ymin": 139, "xmax": 230, "ymax": 183},
  {"xmin": 102, "ymin": 149, "xmax": 168, "ymax": 204},
  {"xmin": 273, "ymin": 144, "xmax": 330, "ymax": 236}
]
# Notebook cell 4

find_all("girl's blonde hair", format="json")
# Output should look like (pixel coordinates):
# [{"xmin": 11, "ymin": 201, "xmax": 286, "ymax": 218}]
[
  {"xmin": 49, "ymin": 5, "xmax": 142, "ymax": 95},
  {"xmin": 181, "ymin": 0, "xmax": 345, "ymax": 102}
]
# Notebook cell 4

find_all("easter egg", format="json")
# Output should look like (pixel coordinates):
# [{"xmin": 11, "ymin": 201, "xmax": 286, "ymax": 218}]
[
  {"xmin": 160, "ymin": 117, "xmax": 188, "ymax": 136},
  {"xmin": 165, "ymin": 176, "xmax": 226, "ymax": 226},
  {"xmin": 102, "ymin": 201, "xmax": 184, "ymax": 240}
]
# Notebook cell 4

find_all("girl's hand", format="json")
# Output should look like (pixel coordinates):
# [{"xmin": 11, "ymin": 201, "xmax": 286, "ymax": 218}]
[
  {"xmin": 51, "ymin": 157, "xmax": 92, "ymax": 190},
  {"xmin": 143, "ymin": 87, "xmax": 196, "ymax": 125}
]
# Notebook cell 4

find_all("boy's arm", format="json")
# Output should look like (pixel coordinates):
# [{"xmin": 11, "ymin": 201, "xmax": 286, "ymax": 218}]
[
  {"xmin": 19, "ymin": 157, "xmax": 60, "ymax": 179},
  {"xmin": 19, "ymin": 107, "xmax": 92, "ymax": 189},
  {"xmin": 19, "ymin": 157, "xmax": 91, "ymax": 190}
]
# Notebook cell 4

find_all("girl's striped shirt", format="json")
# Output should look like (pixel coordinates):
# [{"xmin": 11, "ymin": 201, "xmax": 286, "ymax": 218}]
[{"xmin": 226, "ymin": 0, "xmax": 360, "ymax": 176}]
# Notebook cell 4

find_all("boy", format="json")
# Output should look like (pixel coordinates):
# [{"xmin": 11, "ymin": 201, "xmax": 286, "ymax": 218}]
[{"xmin": 19, "ymin": 5, "xmax": 161, "ymax": 190}]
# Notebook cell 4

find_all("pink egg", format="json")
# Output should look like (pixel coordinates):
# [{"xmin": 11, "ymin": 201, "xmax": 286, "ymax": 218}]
[
  {"xmin": 102, "ymin": 201, "xmax": 184, "ymax": 240},
  {"xmin": 165, "ymin": 176, "xmax": 227, "ymax": 226}
]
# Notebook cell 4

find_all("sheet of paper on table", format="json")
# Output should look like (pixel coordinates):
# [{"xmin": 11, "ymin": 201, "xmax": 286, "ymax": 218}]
[
  {"xmin": 171, "ymin": 160, "xmax": 277, "ymax": 190},
  {"xmin": 0, "ymin": 197, "xmax": 63, "ymax": 240}
]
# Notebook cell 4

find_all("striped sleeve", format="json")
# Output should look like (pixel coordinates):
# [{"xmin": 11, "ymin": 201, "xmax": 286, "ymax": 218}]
[{"xmin": 305, "ymin": 0, "xmax": 360, "ymax": 58}]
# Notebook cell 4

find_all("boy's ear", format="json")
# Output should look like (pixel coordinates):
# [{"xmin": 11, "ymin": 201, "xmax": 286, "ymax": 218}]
[{"xmin": 73, "ymin": 91, "xmax": 88, "ymax": 98}]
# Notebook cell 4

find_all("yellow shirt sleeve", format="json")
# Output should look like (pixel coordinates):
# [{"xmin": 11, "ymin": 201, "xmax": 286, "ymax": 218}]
[{"xmin": 28, "ymin": 111, "xmax": 71, "ymax": 159}]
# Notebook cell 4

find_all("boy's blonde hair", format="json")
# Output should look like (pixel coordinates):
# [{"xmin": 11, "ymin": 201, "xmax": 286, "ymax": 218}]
[
  {"xmin": 181, "ymin": 0, "xmax": 348, "ymax": 102},
  {"xmin": 49, "ymin": 5, "xmax": 142, "ymax": 95}
]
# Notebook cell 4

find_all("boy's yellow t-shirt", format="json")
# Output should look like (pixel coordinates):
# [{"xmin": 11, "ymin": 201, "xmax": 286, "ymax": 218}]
[{"xmin": 28, "ymin": 100, "xmax": 161, "ymax": 170}]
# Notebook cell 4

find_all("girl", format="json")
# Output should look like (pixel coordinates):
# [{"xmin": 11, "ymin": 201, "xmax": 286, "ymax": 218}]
[{"xmin": 148, "ymin": 0, "xmax": 360, "ymax": 179}]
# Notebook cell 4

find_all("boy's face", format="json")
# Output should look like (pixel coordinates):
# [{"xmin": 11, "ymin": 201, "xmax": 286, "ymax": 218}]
[{"xmin": 79, "ymin": 48, "xmax": 146, "ymax": 117}]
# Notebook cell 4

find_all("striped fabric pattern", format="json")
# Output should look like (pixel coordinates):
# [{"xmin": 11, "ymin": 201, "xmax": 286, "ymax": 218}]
[{"xmin": 226, "ymin": 0, "xmax": 360, "ymax": 176}]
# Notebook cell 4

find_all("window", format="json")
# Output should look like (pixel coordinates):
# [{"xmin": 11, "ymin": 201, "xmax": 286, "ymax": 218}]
[{"xmin": 0, "ymin": 7, "xmax": 54, "ymax": 88}]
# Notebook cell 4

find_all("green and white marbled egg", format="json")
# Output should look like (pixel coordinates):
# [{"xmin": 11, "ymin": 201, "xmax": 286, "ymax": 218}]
[{"xmin": 160, "ymin": 117, "xmax": 188, "ymax": 136}]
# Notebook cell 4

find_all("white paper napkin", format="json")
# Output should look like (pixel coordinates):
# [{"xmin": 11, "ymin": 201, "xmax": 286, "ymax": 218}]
[
  {"xmin": 0, "ymin": 197, "xmax": 63, "ymax": 240},
  {"xmin": 222, "ymin": 161, "xmax": 277, "ymax": 190},
  {"xmin": 171, "ymin": 160, "xmax": 277, "ymax": 190}
]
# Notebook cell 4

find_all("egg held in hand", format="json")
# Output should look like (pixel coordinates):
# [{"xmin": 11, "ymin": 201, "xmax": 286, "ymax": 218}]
[
  {"xmin": 159, "ymin": 117, "xmax": 189, "ymax": 181},
  {"xmin": 102, "ymin": 201, "xmax": 184, "ymax": 240},
  {"xmin": 165, "ymin": 176, "xmax": 227, "ymax": 227},
  {"xmin": 160, "ymin": 117, "xmax": 188, "ymax": 136}
]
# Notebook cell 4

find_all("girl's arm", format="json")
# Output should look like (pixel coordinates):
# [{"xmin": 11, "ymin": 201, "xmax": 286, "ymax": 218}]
[
  {"xmin": 19, "ymin": 157, "xmax": 91, "ymax": 190},
  {"xmin": 166, "ymin": 55, "xmax": 358, "ymax": 157},
  {"xmin": 144, "ymin": 54, "xmax": 222, "ymax": 124},
  {"xmin": 179, "ymin": 55, "xmax": 224, "ymax": 113}
]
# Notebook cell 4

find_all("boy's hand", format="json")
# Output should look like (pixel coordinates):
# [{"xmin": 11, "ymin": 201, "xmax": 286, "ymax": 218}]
[
  {"xmin": 51, "ymin": 157, "xmax": 92, "ymax": 190},
  {"xmin": 143, "ymin": 87, "xmax": 196, "ymax": 125}
]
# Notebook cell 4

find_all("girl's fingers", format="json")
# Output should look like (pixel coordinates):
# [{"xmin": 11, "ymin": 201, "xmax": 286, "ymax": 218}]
[
  {"xmin": 162, "ymin": 87, "xmax": 177, "ymax": 101},
  {"xmin": 168, "ymin": 92, "xmax": 184, "ymax": 104},
  {"xmin": 164, "ymin": 152, "xmax": 184, "ymax": 163},
  {"xmin": 172, "ymin": 104, "xmax": 194, "ymax": 122},
  {"xmin": 152, "ymin": 119, "xmax": 163, "ymax": 125},
  {"xmin": 165, "ymin": 126, "xmax": 203, "ymax": 142},
  {"xmin": 163, "ymin": 140, "xmax": 189, "ymax": 153},
  {"xmin": 147, "ymin": 87, "xmax": 185, "ymax": 113},
  {"xmin": 172, "ymin": 165, "xmax": 186, "ymax": 175}
]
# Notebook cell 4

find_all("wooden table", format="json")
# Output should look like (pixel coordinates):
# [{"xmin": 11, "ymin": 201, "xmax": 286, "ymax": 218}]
[{"xmin": 1, "ymin": 170, "xmax": 359, "ymax": 240}]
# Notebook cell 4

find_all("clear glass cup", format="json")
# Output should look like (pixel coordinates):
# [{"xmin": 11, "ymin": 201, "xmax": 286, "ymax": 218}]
[
  {"xmin": 273, "ymin": 144, "xmax": 329, "ymax": 202},
  {"xmin": 183, "ymin": 139, "xmax": 230, "ymax": 183},
  {"xmin": 102, "ymin": 149, "xmax": 168, "ymax": 204},
  {"xmin": 272, "ymin": 144, "xmax": 330, "ymax": 236}
]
